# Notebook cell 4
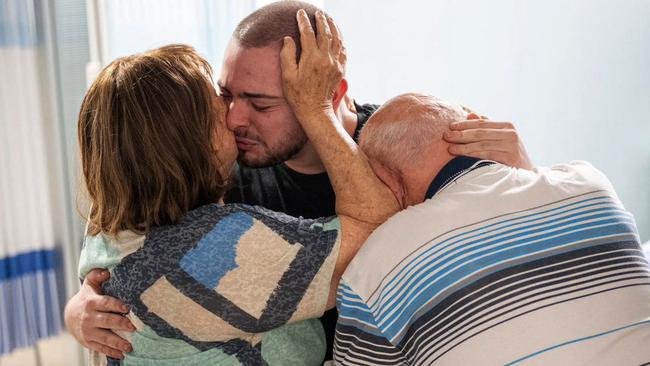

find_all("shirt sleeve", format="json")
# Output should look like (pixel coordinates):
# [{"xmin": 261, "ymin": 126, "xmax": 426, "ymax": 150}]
[
  {"xmin": 78, "ymin": 234, "xmax": 121, "ymax": 279},
  {"xmin": 102, "ymin": 203, "xmax": 341, "ymax": 342},
  {"xmin": 78, "ymin": 231, "xmax": 145, "ymax": 279}
]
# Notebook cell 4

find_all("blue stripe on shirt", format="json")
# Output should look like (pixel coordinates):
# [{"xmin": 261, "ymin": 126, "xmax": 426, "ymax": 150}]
[
  {"xmin": 370, "ymin": 195, "xmax": 620, "ymax": 312},
  {"xmin": 505, "ymin": 320, "xmax": 650, "ymax": 365},
  {"xmin": 377, "ymin": 212, "xmax": 637, "ymax": 339}
]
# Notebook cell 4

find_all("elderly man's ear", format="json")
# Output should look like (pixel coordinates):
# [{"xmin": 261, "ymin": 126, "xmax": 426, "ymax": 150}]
[{"xmin": 369, "ymin": 160, "xmax": 406, "ymax": 209}]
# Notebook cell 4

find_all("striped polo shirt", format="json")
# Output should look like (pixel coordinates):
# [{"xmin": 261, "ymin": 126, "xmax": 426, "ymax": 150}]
[{"xmin": 334, "ymin": 158, "xmax": 650, "ymax": 365}]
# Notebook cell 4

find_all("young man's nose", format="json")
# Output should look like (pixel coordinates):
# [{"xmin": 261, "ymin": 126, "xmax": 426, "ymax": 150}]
[{"xmin": 226, "ymin": 99, "xmax": 250, "ymax": 131}]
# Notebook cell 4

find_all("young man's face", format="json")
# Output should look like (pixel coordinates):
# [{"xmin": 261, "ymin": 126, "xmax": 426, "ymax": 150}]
[{"xmin": 218, "ymin": 39, "xmax": 307, "ymax": 168}]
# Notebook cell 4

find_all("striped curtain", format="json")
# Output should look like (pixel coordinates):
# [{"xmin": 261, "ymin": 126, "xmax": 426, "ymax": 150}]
[{"xmin": 0, "ymin": 0, "xmax": 64, "ymax": 355}]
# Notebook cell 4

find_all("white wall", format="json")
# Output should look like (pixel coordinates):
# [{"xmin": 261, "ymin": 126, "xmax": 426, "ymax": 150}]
[{"xmin": 326, "ymin": 0, "xmax": 650, "ymax": 240}]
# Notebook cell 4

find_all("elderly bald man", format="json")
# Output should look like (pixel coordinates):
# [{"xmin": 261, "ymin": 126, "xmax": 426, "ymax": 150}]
[{"xmin": 334, "ymin": 94, "xmax": 650, "ymax": 365}]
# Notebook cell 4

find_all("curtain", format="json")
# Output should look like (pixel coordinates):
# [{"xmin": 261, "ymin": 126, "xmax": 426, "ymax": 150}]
[{"xmin": 0, "ymin": 0, "xmax": 64, "ymax": 355}]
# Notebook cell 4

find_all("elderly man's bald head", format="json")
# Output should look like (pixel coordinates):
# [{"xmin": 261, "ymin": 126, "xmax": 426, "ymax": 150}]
[{"xmin": 360, "ymin": 93, "xmax": 466, "ymax": 174}]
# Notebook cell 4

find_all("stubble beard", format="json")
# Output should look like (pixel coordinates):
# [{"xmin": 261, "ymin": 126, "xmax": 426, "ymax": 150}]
[{"xmin": 237, "ymin": 125, "xmax": 308, "ymax": 168}]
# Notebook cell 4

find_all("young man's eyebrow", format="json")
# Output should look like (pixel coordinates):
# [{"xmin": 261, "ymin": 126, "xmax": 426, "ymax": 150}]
[
  {"xmin": 241, "ymin": 92, "xmax": 282, "ymax": 100},
  {"xmin": 216, "ymin": 82, "xmax": 282, "ymax": 99}
]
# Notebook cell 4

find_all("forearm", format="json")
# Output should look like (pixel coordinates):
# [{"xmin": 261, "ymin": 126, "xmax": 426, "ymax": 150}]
[
  {"xmin": 297, "ymin": 109, "xmax": 396, "ymax": 224},
  {"xmin": 280, "ymin": 10, "xmax": 398, "ymax": 224},
  {"xmin": 326, "ymin": 215, "xmax": 377, "ymax": 308}
]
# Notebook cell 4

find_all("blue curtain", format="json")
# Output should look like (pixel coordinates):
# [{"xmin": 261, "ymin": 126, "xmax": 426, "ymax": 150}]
[{"xmin": 0, "ymin": 0, "xmax": 64, "ymax": 355}]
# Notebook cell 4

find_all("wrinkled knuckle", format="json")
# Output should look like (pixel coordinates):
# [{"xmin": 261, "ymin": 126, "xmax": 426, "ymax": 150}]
[
  {"xmin": 79, "ymin": 314, "xmax": 94, "ymax": 333},
  {"xmin": 505, "ymin": 122, "xmax": 515, "ymax": 129},
  {"xmin": 86, "ymin": 296, "xmax": 99, "ymax": 309},
  {"xmin": 98, "ymin": 332, "xmax": 110, "ymax": 345},
  {"xmin": 79, "ymin": 310, "xmax": 90, "ymax": 324},
  {"xmin": 99, "ymin": 296, "xmax": 112, "ymax": 308},
  {"xmin": 107, "ymin": 337, "xmax": 121, "ymax": 348},
  {"xmin": 121, "ymin": 341, "xmax": 131, "ymax": 351},
  {"xmin": 121, "ymin": 318, "xmax": 132, "ymax": 329},
  {"xmin": 96, "ymin": 313, "xmax": 107, "ymax": 324}
]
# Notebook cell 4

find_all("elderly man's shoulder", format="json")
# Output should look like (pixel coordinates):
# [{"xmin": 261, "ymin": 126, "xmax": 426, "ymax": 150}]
[
  {"xmin": 534, "ymin": 160, "xmax": 617, "ymax": 194},
  {"xmin": 343, "ymin": 160, "xmax": 628, "ymax": 284}
]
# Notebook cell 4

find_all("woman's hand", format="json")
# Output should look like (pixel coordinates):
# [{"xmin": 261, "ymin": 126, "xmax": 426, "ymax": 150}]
[
  {"xmin": 64, "ymin": 269, "xmax": 135, "ymax": 359},
  {"xmin": 443, "ymin": 113, "xmax": 534, "ymax": 170},
  {"xmin": 280, "ymin": 9, "xmax": 345, "ymax": 121}
]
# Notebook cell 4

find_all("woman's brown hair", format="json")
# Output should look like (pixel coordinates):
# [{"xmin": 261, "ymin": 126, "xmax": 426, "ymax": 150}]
[{"xmin": 78, "ymin": 44, "xmax": 229, "ymax": 236}]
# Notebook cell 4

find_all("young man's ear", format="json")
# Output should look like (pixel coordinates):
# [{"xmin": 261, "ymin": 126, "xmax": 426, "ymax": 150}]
[{"xmin": 332, "ymin": 78, "xmax": 349, "ymax": 109}]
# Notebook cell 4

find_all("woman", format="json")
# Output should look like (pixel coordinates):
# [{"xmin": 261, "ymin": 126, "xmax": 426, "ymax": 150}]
[{"xmin": 76, "ymin": 11, "xmax": 396, "ymax": 366}]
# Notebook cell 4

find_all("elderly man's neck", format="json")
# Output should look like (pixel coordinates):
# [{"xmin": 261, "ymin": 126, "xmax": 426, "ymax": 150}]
[
  {"xmin": 402, "ymin": 147, "xmax": 454, "ymax": 207},
  {"xmin": 285, "ymin": 102, "xmax": 359, "ymax": 174}
]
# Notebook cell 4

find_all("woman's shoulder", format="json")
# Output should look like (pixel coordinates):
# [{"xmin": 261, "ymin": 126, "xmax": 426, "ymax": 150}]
[
  {"xmin": 78, "ymin": 230, "xmax": 145, "ymax": 279},
  {"xmin": 156, "ymin": 203, "xmax": 338, "ymax": 247},
  {"xmin": 180, "ymin": 203, "xmax": 304, "ymax": 228}
]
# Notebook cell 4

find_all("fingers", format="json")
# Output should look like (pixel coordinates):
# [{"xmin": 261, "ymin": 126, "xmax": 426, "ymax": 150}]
[
  {"xmin": 85, "ymin": 268, "xmax": 110, "ymax": 288},
  {"xmin": 93, "ymin": 328, "xmax": 133, "ymax": 353},
  {"xmin": 328, "ymin": 17, "xmax": 342, "ymax": 56},
  {"xmin": 448, "ymin": 140, "xmax": 515, "ymax": 155},
  {"xmin": 88, "ymin": 295, "xmax": 129, "ymax": 314},
  {"xmin": 444, "ymin": 128, "xmax": 518, "ymax": 144},
  {"xmin": 326, "ymin": 16, "xmax": 346, "ymax": 67},
  {"xmin": 449, "ymin": 120, "xmax": 515, "ymax": 131},
  {"xmin": 339, "ymin": 45, "xmax": 347, "ymax": 66},
  {"xmin": 315, "ymin": 11, "xmax": 332, "ymax": 52},
  {"xmin": 90, "ymin": 328, "xmax": 133, "ymax": 352},
  {"xmin": 280, "ymin": 36, "xmax": 297, "ymax": 80},
  {"xmin": 80, "ymin": 296, "xmax": 134, "ymax": 359},
  {"xmin": 93, "ymin": 312, "xmax": 135, "ymax": 332},
  {"xmin": 296, "ymin": 9, "xmax": 316, "ymax": 55},
  {"xmin": 87, "ymin": 337, "xmax": 129, "ymax": 360}
]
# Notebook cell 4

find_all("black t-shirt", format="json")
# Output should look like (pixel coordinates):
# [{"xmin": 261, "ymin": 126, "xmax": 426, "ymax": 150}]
[{"xmin": 223, "ymin": 102, "xmax": 379, "ymax": 361}]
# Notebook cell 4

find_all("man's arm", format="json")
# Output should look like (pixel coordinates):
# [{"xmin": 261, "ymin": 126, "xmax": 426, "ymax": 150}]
[{"xmin": 280, "ymin": 10, "xmax": 399, "ymax": 308}]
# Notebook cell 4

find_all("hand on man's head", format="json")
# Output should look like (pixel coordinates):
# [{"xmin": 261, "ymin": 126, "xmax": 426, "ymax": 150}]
[{"xmin": 443, "ymin": 114, "xmax": 534, "ymax": 170}]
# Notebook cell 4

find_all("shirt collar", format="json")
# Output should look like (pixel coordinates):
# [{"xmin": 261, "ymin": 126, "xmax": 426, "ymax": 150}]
[{"xmin": 425, "ymin": 156, "xmax": 494, "ymax": 199}]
